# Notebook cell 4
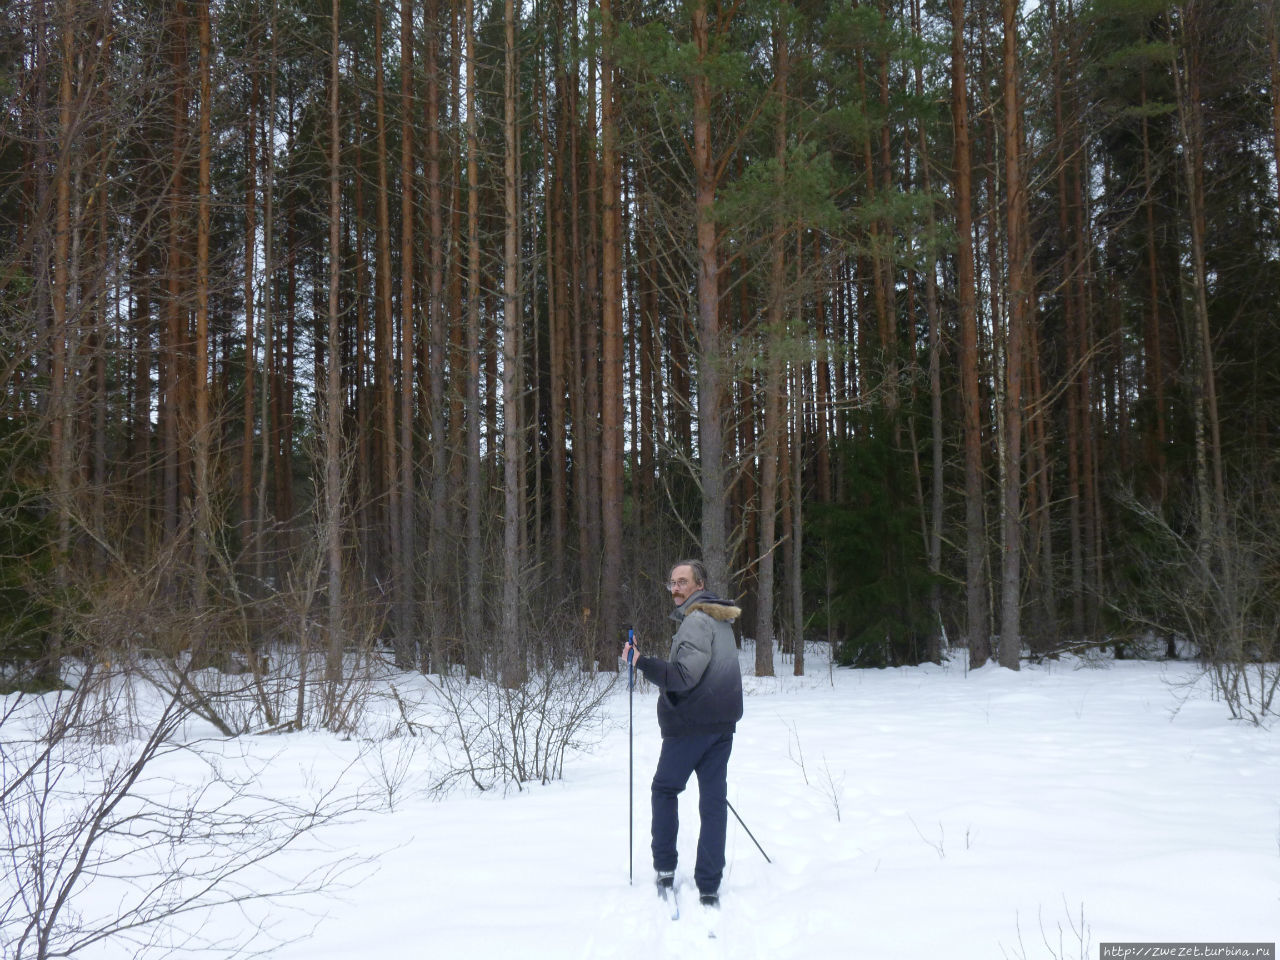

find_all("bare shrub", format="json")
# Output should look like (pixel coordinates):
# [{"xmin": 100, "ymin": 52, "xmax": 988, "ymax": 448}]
[
  {"xmin": 1116, "ymin": 488, "xmax": 1280, "ymax": 724},
  {"xmin": 428, "ymin": 666, "xmax": 616, "ymax": 793},
  {"xmin": 58, "ymin": 529, "xmax": 393, "ymax": 738},
  {"xmin": 1000, "ymin": 899, "xmax": 1091, "ymax": 960},
  {"xmin": 358, "ymin": 734, "xmax": 427, "ymax": 812},
  {"xmin": 0, "ymin": 670, "xmax": 371, "ymax": 960},
  {"xmin": 785, "ymin": 721, "xmax": 845, "ymax": 821},
  {"xmin": 134, "ymin": 617, "xmax": 388, "ymax": 738}
]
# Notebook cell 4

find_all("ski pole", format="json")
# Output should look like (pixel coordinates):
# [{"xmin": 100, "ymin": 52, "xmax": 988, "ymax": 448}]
[
  {"xmin": 727, "ymin": 800, "xmax": 772, "ymax": 864},
  {"xmin": 627, "ymin": 628, "xmax": 635, "ymax": 884}
]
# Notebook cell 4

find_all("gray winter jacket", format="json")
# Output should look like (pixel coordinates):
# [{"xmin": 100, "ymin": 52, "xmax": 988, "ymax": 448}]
[{"xmin": 636, "ymin": 590, "xmax": 744, "ymax": 738}]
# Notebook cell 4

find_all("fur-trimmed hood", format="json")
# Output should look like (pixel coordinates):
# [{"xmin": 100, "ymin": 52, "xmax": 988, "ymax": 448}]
[{"xmin": 672, "ymin": 590, "xmax": 741, "ymax": 623}]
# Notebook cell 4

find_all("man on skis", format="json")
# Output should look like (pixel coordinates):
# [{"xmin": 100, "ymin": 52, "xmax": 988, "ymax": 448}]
[{"xmin": 623, "ymin": 559, "xmax": 743, "ymax": 909}]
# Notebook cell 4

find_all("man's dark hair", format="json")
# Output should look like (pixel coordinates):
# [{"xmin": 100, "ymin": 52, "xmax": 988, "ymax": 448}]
[{"xmin": 669, "ymin": 559, "xmax": 707, "ymax": 589}]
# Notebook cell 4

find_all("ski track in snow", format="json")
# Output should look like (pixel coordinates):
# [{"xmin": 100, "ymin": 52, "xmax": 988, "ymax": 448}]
[{"xmin": 27, "ymin": 651, "xmax": 1280, "ymax": 959}]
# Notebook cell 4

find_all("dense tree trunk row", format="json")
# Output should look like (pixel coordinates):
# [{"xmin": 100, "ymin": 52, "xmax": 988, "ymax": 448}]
[{"xmin": 2, "ymin": 0, "xmax": 1278, "ymax": 687}]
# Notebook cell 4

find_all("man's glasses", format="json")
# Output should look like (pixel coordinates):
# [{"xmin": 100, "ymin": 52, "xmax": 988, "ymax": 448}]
[{"xmin": 667, "ymin": 578, "xmax": 693, "ymax": 589}]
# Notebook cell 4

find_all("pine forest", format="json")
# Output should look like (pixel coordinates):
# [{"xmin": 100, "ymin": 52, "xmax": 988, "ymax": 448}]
[{"xmin": 3, "ymin": 0, "xmax": 1279, "ymax": 707}]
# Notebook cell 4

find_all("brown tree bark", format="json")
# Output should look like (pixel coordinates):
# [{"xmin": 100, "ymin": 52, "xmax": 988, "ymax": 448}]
[
  {"xmin": 1171, "ymin": 4, "xmax": 1225, "ymax": 543},
  {"xmin": 692, "ymin": 0, "xmax": 728, "ymax": 594},
  {"xmin": 255, "ymin": 23, "xmax": 278, "ymax": 589},
  {"xmin": 1051, "ymin": 0, "xmax": 1086, "ymax": 641},
  {"xmin": 130, "ymin": 219, "xmax": 154, "ymax": 551},
  {"xmin": 998, "ymin": 0, "xmax": 1027, "ymax": 670},
  {"xmin": 447, "ymin": 0, "xmax": 467, "ymax": 525},
  {"xmin": 47, "ymin": 0, "xmax": 75, "ymax": 673},
  {"xmin": 636, "ymin": 190, "xmax": 657, "ymax": 520},
  {"xmin": 398, "ymin": 0, "xmax": 417, "ymax": 657},
  {"xmin": 755, "ymin": 9, "xmax": 789, "ymax": 679},
  {"xmin": 876, "ymin": 1, "xmax": 897, "ymax": 373},
  {"xmin": 425, "ymin": 0, "xmax": 450, "ymax": 664},
  {"xmin": 194, "ymin": 0, "xmax": 212, "ymax": 608},
  {"xmin": 464, "ymin": 0, "xmax": 484, "ymax": 670},
  {"xmin": 500, "ymin": 0, "xmax": 525, "ymax": 681},
  {"xmin": 86, "ymin": 11, "xmax": 112, "ymax": 577},
  {"xmin": 354, "ymin": 116, "xmax": 373, "ymax": 572},
  {"xmin": 325, "ymin": 0, "xmax": 345, "ymax": 685},
  {"xmin": 1075, "ymin": 136, "xmax": 1101, "ymax": 633},
  {"xmin": 600, "ymin": 0, "xmax": 624, "ymax": 665},
  {"xmin": 582, "ymin": 21, "xmax": 603, "ymax": 622},
  {"xmin": 546, "ymin": 27, "xmax": 569, "ymax": 590},
  {"xmin": 242, "ymin": 73, "xmax": 258, "ymax": 541},
  {"xmin": 279, "ymin": 195, "xmax": 298, "ymax": 533},
  {"xmin": 164, "ymin": 0, "xmax": 190, "ymax": 547},
  {"xmin": 789, "ymin": 362, "xmax": 804, "ymax": 677},
  {"xmin": 1140, "ymin": 71, "xmax": 1168, "ymax": 504},
  {"xmin": 373, "ymin": 0, "xmax": 406, "ymax": 664},
  {"xmin": 812, "ymin": 235, "xmax": 832, "ymax": 504},
  {"xmin": 568, "ymin": 59, "xmax": 592, "ymax": 630},
  {"xmin": 542, "ymin": 26, "xmax": 568, "ymax": 593},
  {"xmin": 951, "ymin": 0, "xmax": 988, "ymax": 665},
  {"xmin": 667, "ymin": 296, "xmax": 693, "ymax": 452},
  {"xmin": 910, "ymin": 0, "xmax": 944, "ymax": 661}
]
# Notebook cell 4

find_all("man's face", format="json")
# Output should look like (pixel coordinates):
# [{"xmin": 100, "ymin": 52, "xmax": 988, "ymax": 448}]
[{"xmin": 667, "ymin": 565, "xmax": 700, "ymax": 606}]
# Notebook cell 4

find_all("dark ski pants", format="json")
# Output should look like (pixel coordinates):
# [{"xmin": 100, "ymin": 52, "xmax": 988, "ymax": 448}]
[{"xmin": 650, "ymin": 731, "xmax": 733, "ymax": 895}]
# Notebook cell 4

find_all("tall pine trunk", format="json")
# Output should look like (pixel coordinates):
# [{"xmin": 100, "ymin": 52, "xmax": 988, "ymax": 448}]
[
  {"xmin": 692, "ymin": 0, "xmax": 728, "ymax": 594},
  {"xmin": 464, "ymin": 0, "xmax": 484, "ymax": 672},
  {"xmin": 911, "ymin": 0, "xmax": 944, "ymax": 661},
  {"xmin": 164, "ymin": 0, "xmax": 189, "ymax": 549},
  {"xmin": 755, "ymin": 10, "xmax": 789, "ymax": 679},
  {"xmin": 242, "ymin": 73, "xmax": 258, "ymax": 546},
  {"xmin": 325, "ymin": 0, "xmax": 345, "ymax": 685},
  {"xmin": 582, "ymin": 19, "xmax": 603, "ymax": 625},
  {"xmin": 398, "ymin": 0, "xmax": 418, "ymax": 661},
  {"xmin": 194, "ymin": 0, "xmax": 212, "ymax": 610},
  {"xmin": 998, "ymin": 0, "xmax": 1026, "ymax": 669},
  {"xmin": 546, "ymin": 30, "xmax": 569, "ymax": 592},
  {"xmin": 1140, "ymin": 72, "xmax": 1168, "ymax": 504},
  {"xmin": 951, "ymin": 0, "xmax": 988, "ymax": 664},
  {"xmin": 373, "ymin": 1, "xmax": 406, "ymax": 664},
  {"xmin": 425, "ymin": 0, "xmax": 450, "ymax": 665},
  {"xmin": 46, "ymin": 0, "xmax": 75, "ymax": 678},
  {"xmin": 1172, "ymin": 5, "xmax": 1225, "ymax": 545},
  {"xmin": 600, "ymin": 0, "xmax": 624, "ymax": 666},
  {"xmin": 256, "ymin": 23, "xmax": 278, "ymax": 590},
  {"xmin": 500, "ymin": 0, "xmax": 524, "ymax": 681},
  {"xmin": 790, "ymin": 362, "xmax": 805, "ymax": 676}
]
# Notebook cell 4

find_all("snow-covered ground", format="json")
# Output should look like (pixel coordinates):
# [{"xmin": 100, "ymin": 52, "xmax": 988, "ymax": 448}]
[{"xmin": 9, "ymin": 647, "xmax": 1280, "ymax": 959}]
